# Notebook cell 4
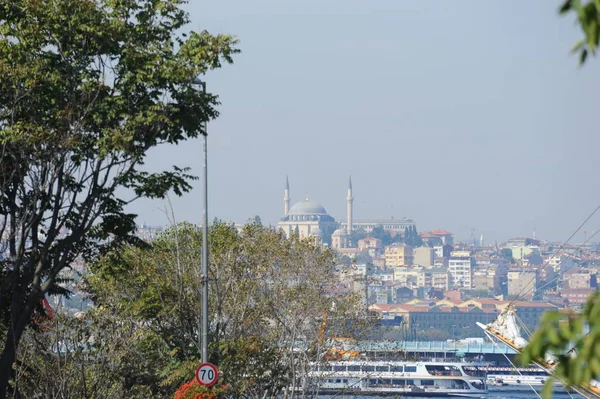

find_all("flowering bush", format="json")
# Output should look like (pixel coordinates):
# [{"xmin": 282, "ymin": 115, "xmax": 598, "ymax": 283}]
[{"xmin": 174, "ymin": 380, "xmax": 229, "ymax": 399}]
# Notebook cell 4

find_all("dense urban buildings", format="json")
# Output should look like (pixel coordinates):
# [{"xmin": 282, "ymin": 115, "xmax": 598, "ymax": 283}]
[
  {"xmin": 102, "ymin": 177, "xmax": 600, "ymax": 341},
  {"xmin": 270, "ymin": 176, "xmax": 600, "ymax": 339}
]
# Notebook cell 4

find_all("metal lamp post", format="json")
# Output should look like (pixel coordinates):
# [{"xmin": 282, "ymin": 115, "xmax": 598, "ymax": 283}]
[{"xmin": 192, "ymin": 77, "xmax": 209, "ymax": 364}]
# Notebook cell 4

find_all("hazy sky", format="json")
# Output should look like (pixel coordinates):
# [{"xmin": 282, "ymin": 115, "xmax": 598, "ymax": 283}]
[{"xmin": 135, "ymin": 0, "xmax": 600, "ymax": 244}]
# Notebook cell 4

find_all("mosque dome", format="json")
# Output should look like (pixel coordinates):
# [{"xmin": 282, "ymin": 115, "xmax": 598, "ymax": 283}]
[
  {"xmin": 332, "ymin": 228, "xmax": 348, "ymax": 237},
  {"xmin": 310, "ymin": 227, "xmax": 322, "ymax": 237},
  {"xmin": 288, "ymin": 198, "xmax": 328, "ymax": 216}
]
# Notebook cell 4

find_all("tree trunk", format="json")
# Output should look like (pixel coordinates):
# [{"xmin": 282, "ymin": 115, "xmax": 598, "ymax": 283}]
[
  {"xmin": 0, "ymin": 302, "xmax": 32, "ymax": 399},
  {"xmin": 0, "ymin": 327, "xmax": 17, "ymax": 399}
]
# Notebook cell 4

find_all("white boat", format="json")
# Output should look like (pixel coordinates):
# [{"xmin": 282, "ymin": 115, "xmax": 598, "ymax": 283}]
[
  {"xmin": 485, "ymin": 366, "xmax": 555, "ymax": 386},
  {"xmin": 477, "ymin": 304, "xmax": 600, "ymax": 398},
  {"xmin": 305, "ymin": 360, "xmax": 488, "ymax": 397},
  {"xmin": 487, "ymin": 373, "xmax": 551, "ymax": 386}
]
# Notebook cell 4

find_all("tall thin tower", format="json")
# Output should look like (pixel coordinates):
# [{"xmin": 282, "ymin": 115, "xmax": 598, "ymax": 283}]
[
  {"xmin": 284, "ymin": 176, "xmax": 290, "ymax": 216},
  {"xmin": 347, "ymin": 175, "xmax": 353, "ymax": 233}
]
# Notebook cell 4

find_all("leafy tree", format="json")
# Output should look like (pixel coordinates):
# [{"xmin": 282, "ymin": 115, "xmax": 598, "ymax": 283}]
[
  {"xmin": 404, "ymin": 225, "xmax": 423, "ymax": 247},
  {"xmin": 559, "ymin": 0, "xmax": 600, "ymax": 65},
  {"xmin": 370, "ymin": 225, "xmax": 394, "ymax": 246},
  {"xmin": 0, "ymin": 0, "xmax": 239, "ymax": 396},
  {"xmin": 355, "ymin": 250, "xmax": 372, "ymax": 266},
  {"xmin": 499, "ymin": 248, "xmax": 515, "ymax": 263},
  {"xmin": 16, "ymin": 309, "xmax": 171, "ymax": 399},
  {"xmin": 348, "ymin": 228, "xmax": 368, "ymax": 247},
  {"xmin": 54, "ymin": 222, "xmax": 368, "ymax": 398},
  {"xmin": 518, "ymin": 292, "xmax": 600, "ymax": 398}
]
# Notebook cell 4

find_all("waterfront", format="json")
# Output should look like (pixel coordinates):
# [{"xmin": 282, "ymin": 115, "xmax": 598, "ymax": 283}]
[{"xmin": 320, "ymin": 385, "xmax": 583, "ymax": 398}]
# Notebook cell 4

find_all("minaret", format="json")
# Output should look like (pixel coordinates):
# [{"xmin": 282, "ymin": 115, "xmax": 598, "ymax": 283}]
[
  {"xmin": 284, "ymin": 176, "xmax": 290, "ymax": 216},
  {"xmin": 346, "ymin": 174, "xmax": 353, "ymax": 233}
]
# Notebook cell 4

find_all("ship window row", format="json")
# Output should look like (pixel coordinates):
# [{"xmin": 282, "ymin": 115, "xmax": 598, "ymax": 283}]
[
  {"xmin": 320, "ymin": 365, "xmax": 417, "ymax": 373},
  {"xmin": 368, "ymin": 378, "xmax": 414, "ymax": 387},
  {"xmin": 365, "ymin": 379, "xmax": 473, "ymax": 390}
]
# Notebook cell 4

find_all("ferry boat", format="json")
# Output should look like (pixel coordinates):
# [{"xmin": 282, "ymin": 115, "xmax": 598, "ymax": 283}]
[
  {"xmin": 305, "ymin": 360, "xmax": 488, "ymax": 397},
  {"xmin": 486, "ymin": 368, "xmax": 552, "ymax": 386}
]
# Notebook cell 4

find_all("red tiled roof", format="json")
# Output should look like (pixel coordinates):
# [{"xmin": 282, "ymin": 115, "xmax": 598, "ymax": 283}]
[
  {"xmin": 440, "ymin": 299, "xmax": 462, "ymax": 305},
  {"xmin": 368, "ymin": 304, "xmax": 422, "ymax": 313},
  {"xmin": 560, "ymin": 288, "xmax": 596, "ymax": 293},
  {"xmin": 513, "ymin": 301, "xmax": 557, "ymax": 308},
  {"xmin": 431, "ymin": 229, "xmax": 452, "ymax": 235},
  {"xmin": 564, "ymin": 268, "xmax": 584, "ymax": 275}
]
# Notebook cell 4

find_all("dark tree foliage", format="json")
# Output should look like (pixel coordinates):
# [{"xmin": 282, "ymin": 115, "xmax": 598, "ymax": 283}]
[{"xmin": 0, "ymin": 0, "xmax": 239, "ymax": 396}]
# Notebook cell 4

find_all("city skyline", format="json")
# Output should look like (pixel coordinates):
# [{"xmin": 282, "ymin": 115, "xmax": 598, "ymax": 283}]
[{"xmin": 130, "ymin": 0, "xmax": 600, "ymax": 244}]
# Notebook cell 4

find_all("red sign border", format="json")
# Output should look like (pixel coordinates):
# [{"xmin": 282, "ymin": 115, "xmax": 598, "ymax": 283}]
[{"xmin": 195, "ymin": 362, "xmax": 219, "ymax": 387}]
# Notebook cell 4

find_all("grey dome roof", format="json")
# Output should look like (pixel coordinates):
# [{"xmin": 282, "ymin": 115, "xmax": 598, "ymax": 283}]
[
  {"xmin": 310, "ymin": 227, "xmax": 322, "ymax": 237},
  {"xmin": 288, "ymin": 198, "xmax": 328, "ymax": 216},
  {"xmin": 332, "ymin": 228, "xmax": 348, "ymax": 237}
]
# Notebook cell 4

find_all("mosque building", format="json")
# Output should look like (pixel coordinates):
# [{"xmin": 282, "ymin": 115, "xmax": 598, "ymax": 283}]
[
  {"xmin": 277, "ymin": 176, "xmax": 340, "ymax": 246},
  {"xmin": 277, "ymin": 176, "xmax": 416, "ymax": 248}
]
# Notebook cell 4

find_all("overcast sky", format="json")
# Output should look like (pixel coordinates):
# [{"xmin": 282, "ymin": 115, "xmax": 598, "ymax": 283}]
[{"xmin": 134, "ymin": 0, "xmax": 600, "ymax": 244}]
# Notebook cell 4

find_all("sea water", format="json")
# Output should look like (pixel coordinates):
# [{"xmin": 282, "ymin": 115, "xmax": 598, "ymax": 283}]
[{"xmin": 319, "ymin": 385, "xmax": 583, "ymax": 398}]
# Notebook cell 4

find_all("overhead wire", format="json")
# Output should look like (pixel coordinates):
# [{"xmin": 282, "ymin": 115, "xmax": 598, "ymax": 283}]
[
  {"xmin": 484, "ymin": 330, "xmax": 542, "ymax": 399},
  {"xmin": 484, "ymin": 205, "xmax": 600, "ymax": 399},
  {"xmin": 509, "ymin": 203, "xmax": 600, "ymax": 304},
  {"xmin": 517, "ymin": 228, "xmax": 600, "ymax": 303}
]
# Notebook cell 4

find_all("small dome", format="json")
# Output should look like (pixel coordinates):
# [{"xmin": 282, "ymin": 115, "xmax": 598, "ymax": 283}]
[
  {"xmin": 332, "ymin": 228, "xmax": 348, "ymax": 237},
  {"xmin": 310, "ymin": 227, "xmax": 322, "ymax": 237},
  {"xmin": 288, "ymin": 198, "xmax": 328, "ymax": 216}
]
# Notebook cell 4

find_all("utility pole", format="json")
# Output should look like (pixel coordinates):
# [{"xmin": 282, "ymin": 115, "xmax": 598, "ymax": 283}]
[{"xmin": 192, "ymin": 77, "xmax": 209, "ymax": 364}]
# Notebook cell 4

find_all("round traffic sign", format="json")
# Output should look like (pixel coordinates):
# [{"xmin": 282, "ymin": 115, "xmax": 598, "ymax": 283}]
[{"xmin": 195, "ymin": 362, "xmax": 219, "ymax": 387}]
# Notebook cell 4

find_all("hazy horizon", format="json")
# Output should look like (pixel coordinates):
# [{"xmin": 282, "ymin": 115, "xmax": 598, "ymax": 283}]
[{"xmin": 131, "ymin": 0, "xmax": 600, "ymax": 244}]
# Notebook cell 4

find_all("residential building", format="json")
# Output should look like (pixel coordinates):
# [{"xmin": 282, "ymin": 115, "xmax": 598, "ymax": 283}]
[
  {"xmin": 448, "ymin": 251, "xmax": 473, "ymax": 289},
  {"xmin": 561, "ymin": 288, "xmax": 596, "ymax": 306},
  {"xmin": 507, "ymin": 269, "xmax": 538, "ymax": 299},
  {"xmin": 358, "ymin": 237, "xmax": 383, "ymax": 251},
  {"xmin": 430, "ymin": 229, "xmax": 454, "ymax": 245},
  {"xmin": 472, "ymin": 262, "xmax": 507, "ymax": 295},
  {"xmin": 368, "ymin": 301, "xmax": 507, "ymax": 339},
  {"xmin": 413, "ymin": 246, "xmax": 435, "ymax": 267},
  {"xmin": 385, "ymin": 243, "xmax": 414, "ymax": 267},
  {"xmin": 419, "ymin": 232, "xmax": 443, "ymax": 247},
  {"xmin": 548, "ymin": 255, "xmax": 575, "ymax": 273},
  {"xmin": 374, "ymin": 271, "xmax": 394, "ymax": 282},
  {"xmin": 417, "ymin": 268, "xmax": 449, "ymax": 290},
  {"xmin": 372, "ymin": 256, "xmax": 386, "ymax": 269},
  {"xmin": 434, "ymin": 244, "xmax": 454, "ymax": 259},
  {"xmin": 341, "ymin": 218, "xmax": 416, "ymax": 234},
  {"xmin": 562, "ymin": 268, "xmax": 596, "ymax": 289},
  {"xmin": 510, "ymin": 246, "xmax": 540, "ymax": 260},
  {"xmin": 393, "ymin": 266, "xmax": 420, "ymax": 287}
]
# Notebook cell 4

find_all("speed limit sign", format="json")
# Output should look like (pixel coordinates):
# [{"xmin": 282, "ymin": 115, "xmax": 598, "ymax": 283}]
[{"xmin": 195, "ymin": 362, "xmax": 219, "ymax": 387}]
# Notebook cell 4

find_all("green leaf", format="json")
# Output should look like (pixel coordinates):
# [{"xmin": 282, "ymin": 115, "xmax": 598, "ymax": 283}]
[
  {"xmin": 580, "ymin": 48, "xmax": 588, "ymax": 65},
  {"xmin": 542, "ymin": 378, "xmax": 554, "ymax": 399},
  {"xmin": 559, "ymin": 0, "xmax": 574, "ymax": 14},
  {"xmin": 571, "ymin": 39, "xmax": 585, "ymax": 53}
]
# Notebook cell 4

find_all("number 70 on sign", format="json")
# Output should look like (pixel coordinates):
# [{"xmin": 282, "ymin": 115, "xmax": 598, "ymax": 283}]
[{"xmin": 195, "ymin": 363, "xmax": 219, "ymax": 387}]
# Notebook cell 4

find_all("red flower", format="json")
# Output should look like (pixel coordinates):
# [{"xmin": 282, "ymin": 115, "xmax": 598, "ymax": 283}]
[{"xmin": 174, "ymin": 380, "xmax": 229, "ymax": 399}]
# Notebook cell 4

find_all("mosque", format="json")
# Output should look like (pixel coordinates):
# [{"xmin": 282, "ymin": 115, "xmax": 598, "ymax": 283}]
[{"xmin": 277, "ymin": 176, "xmax": 416, "ymax": 248}]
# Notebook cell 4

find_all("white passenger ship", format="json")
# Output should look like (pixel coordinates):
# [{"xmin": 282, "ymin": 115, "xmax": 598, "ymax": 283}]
[
  {"xmin": 486, "ymin": 368, "xmax": 551, "ymax": 386},
  {"xmin": 306, "ymin": 360, "xmax": 488, "ymax": 397}
]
